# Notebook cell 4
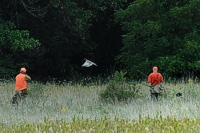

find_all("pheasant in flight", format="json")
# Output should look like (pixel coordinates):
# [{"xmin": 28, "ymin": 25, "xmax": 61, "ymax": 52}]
[{"xmin": 82, "ymin": 58, "xmax": 97, "ymax": 67}]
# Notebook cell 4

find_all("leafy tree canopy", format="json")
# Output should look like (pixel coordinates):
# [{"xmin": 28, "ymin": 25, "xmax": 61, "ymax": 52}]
[
  {"xmin": 115, "ymin": 0, "xmax": 200, "ymax": 78},
  {"xmin": 0, "ymin": 16, "xmax": 40, "ymax": 77}
]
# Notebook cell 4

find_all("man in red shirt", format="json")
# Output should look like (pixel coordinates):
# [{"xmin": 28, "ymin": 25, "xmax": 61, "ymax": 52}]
[
  {"xmin": 148, "ymin": 66, "xmax": 163, "ymax": 101},
  {"xmin": 11, "ymin": 67, "xmax": 31, "ymax": 105}
]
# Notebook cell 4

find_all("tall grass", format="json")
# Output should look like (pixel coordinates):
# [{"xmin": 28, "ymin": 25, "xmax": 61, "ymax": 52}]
[{"xmin": 0, "ymin": 79, "xmax": 200, "ymax": 126}]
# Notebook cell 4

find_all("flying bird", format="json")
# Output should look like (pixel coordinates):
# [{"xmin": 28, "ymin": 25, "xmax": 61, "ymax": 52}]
[{"xmin": 82, "ymin": 58, "xmax": 97, "ymax": 67}]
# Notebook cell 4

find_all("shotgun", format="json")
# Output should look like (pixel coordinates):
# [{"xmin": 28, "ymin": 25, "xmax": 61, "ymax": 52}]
[{"xmin": 137, "ymin": 70, "xmax": 148, "ymax": 77}]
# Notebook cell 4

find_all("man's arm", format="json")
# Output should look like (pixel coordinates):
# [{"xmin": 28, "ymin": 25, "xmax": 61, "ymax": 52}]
[
  {"xmin": 148, "ymin": 74, "xmax": 152, "ymax": 83},
  {"xmin": 159, "ymin": 73, "xmax": 163, "ymax": 82},
  {"xmin": 25, "ymin": 74, "xmax": 31, "ymax": 81}
]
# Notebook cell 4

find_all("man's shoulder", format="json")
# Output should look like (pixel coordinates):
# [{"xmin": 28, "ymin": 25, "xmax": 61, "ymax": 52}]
[
  {"xmin": 16, "ymin": 73, "xmax": 24, "ymax": 77},
  {"xmin": 149, "ymin": 72, "xmax": 154, "ymax": 76},
  {"xmin": 150, "ymin": 72, "xmax": 157, "ymax": 75},
  {"xmin": 25, "ymin": 74, "xmax": 31, "ymax": 81},
  {"xmin": 158, "ymin": 73, "xmax": 163, "ymax": 76},
  {"xmin": 150, "ymin": 72, "xmax": 163, "ymax": 77}
]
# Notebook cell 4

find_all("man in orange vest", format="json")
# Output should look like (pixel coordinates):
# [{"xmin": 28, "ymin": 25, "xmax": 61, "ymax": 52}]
[
  {"xmin": 148, "ymin": 66, "xmax": 163, "ymax": 101},
  {"xmin": 11, "ymin": 67, "xmax": 31, "ymax": 105}
]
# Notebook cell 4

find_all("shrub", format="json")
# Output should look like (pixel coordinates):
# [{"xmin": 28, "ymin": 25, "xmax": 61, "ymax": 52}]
[{"xmin": 99, "ymin": 71, "xmax": 139, "ymax": 102}]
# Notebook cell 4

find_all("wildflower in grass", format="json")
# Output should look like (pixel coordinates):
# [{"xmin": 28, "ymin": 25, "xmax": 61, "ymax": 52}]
[
  {"xmin": 188, "ymin": 78, "xmax": 193, "ymax": 84},
  {"xmin": 61, "ymin": 107, "xmax": 67, "ymax": 113}
]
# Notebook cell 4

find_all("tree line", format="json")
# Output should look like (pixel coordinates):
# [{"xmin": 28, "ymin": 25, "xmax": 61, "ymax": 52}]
[{"xmin": 0, "ymin": 0, "xmax": 200, "ymax": 81}]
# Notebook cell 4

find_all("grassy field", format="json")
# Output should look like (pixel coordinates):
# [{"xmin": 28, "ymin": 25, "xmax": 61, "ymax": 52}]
[{"xmin": 0, "ymin": 79, "xmax": 200, "ymax": 132}]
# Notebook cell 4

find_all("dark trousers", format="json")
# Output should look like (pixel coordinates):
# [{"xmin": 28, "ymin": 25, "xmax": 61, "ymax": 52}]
[
  {"xmin": 11, "ymin": 89, "xmax": 28, "ymax": 105},
  {"xmin": 151, "ymin": 92, "xmax": 159, "ymax": 101}
]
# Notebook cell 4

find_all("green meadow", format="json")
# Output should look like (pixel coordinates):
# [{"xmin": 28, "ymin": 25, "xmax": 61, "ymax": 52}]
[{"xmin": 0, "ymin": 79, "xmax": 200, "ymax": 132}]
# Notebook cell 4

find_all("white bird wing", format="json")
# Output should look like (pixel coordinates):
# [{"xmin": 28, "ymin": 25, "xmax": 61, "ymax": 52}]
[
  {"xmin": 87, "ymin": 59, "xmax": 97, "ymax": 66},
  {"xmin": 82, "ymin": 61, "xmax": 91, "ymax": 67},
  {"xmin": 91, "ymin": 62, "xmax": 97, "ymax": 66},
  {"xmin": 82, "ymin": 59, "xmax": 97, "ymax": 67}
]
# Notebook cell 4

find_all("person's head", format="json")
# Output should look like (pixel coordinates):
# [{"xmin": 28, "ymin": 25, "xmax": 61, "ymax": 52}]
[
  {"xmin": 152, "ymin": 66, "xmax": 158, "ymax": 72},
  {"xmin": 20, "ymin": 67, "xmax": 26, "ymax": 74}
]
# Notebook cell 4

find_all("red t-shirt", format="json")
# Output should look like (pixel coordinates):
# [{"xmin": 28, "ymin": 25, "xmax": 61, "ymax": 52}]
[
  {"xmin": 148, "ymin": 72, "xmax": 163, "ymax": 86},
  {"xmin": 15, "ymin": 73, "xmax": 28, "ymax": 91}
]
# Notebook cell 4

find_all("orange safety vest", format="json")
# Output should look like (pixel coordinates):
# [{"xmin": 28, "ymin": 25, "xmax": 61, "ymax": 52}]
[
  {"xmin": 148, "ymin": 72, "xmax": 163, "ymax": 86},
  {"xmin": 15, "ymin": 73, "xmax": 28, "ymax": 91}
]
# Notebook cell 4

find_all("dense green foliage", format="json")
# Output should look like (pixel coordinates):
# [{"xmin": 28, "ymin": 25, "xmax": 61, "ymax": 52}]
[
  {"xmin": 115, "ymin": 0, "xmax": 200, "ymax": 78},
  {"xmin": 100, "ymin": 71, "xmax": 139, "ymax": 102},
  {"xmin": 1, "ymin": 0, "xmax": 200, "ymax": 80},
  {"xmin": 0, "ymin": 17, "xmax": 40, "ymax": 77}
]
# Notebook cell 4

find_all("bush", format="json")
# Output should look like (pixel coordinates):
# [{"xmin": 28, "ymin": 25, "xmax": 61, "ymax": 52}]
[{"xmin": 99, "ymin": 71, "xmax": 139, "ymax": 102}]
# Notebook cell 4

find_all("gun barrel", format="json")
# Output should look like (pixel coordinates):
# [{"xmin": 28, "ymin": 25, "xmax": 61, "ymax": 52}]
[{"xmin": 137, "ymin": 70, "xmax": 148, "ymax": 77}]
